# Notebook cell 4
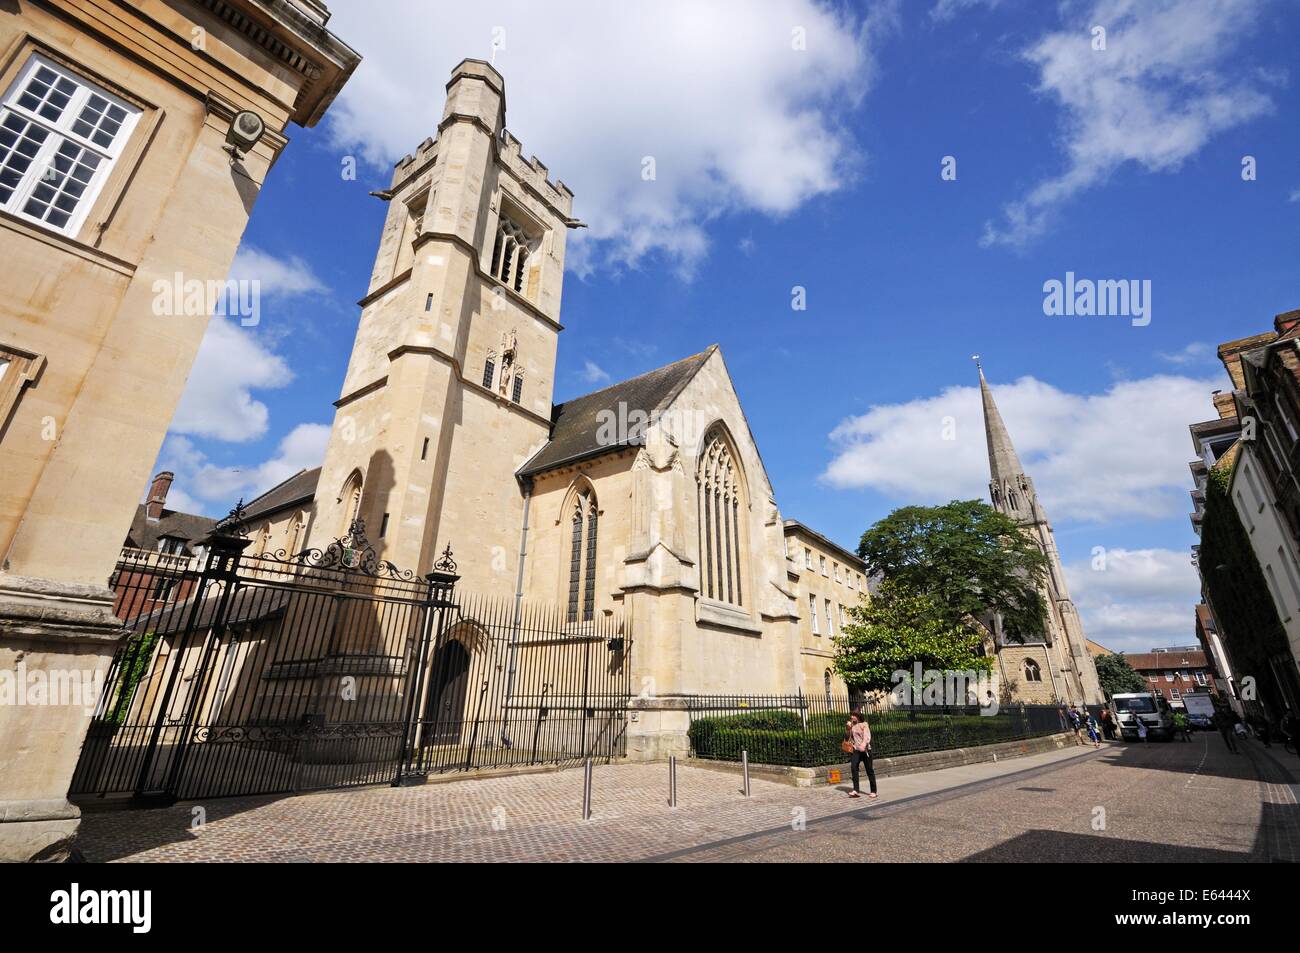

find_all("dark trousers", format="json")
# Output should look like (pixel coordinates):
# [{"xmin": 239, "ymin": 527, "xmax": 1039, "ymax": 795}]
[
  {"xmin": 850, "ymin": 749, "xmax": 877, "ymax": 794},
  {"xmin": 1219, "ymin": 727, "xmax": 1237, "ymax": 752}
]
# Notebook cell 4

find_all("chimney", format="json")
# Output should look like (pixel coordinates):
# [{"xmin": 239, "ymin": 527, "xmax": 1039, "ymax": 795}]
[
  {"xmin": 1275, "ymin": 308, "xmax": 1300, "ymax": 336},
  {"xmin": 146, "ymin": 471, "xmax": 174, "ymax": 521}
]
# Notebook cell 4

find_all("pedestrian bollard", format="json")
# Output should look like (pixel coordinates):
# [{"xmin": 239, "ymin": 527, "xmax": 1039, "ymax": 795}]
[
  {"xmin": 741, "ymin": 749, "xmax": 751, "ymax": 797},
  {"xmin": 582, "ymin": 758, "xmax": 593, "ymax": 820},
  {"xmin": 668, "ymin": 755, "xmax": 677, "ymax": 808}
]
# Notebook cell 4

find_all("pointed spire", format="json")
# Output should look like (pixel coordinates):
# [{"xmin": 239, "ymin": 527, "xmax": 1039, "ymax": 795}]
[{"xmin": 975, "ymin": 358, "xmax": 1025, "ymax": 482}]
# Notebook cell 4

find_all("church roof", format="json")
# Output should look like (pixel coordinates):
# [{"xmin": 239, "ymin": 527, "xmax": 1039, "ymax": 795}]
[
  {"xmin": 236, "ymin": 467, "xmax": 322, "ymax": 525},
  {"xmin": 978, "ymin": 365, "xmax": 1025, "ymax": 482},
  {"xmin": 518, "ymin": 346, "xmax": 716, "ymax": 477}
]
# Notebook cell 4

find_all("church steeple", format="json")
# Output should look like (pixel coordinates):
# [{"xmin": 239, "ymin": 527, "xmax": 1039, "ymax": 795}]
[
  {"xmin": 976, "ymin": 358, "xmax": 1024, "ymax": 484},
  {"xmin": 971, "ymin": 356, "xmax": 1105, "ymax": 708}
]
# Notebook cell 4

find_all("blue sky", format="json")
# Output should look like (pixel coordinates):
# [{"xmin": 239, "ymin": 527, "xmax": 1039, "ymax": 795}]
[{"xmin": 158, "ymin": 0, "xmax": 1300, "ymax": 652}]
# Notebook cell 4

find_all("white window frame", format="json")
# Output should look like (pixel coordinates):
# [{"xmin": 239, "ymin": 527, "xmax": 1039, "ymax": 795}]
[
  {"xmin": 809, "ymin": 594, "xmax": 819, "ymax": 636},
  {"xmin": 824, "ymin": 598, "xmax": 834, "ymax": 637},
  {"xmin": 0, "ymin": 54, "xmax": 140, "ymax": 238}
]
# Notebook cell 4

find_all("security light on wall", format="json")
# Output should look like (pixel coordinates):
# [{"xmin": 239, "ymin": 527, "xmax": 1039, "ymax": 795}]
[{"xmin": 225, "ymin": 110, "xmax": 266, "ymax": 160}]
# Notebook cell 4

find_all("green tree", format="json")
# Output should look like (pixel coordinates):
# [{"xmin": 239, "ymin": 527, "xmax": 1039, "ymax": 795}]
[
  {"xmin": 1093, "ymin": 652, "xmax": 1147, "ymax": 699},
  {"xmin": 832, "ymin": 581, "xmax": 992, "ymax": 695},
  {"xmin": 857, "ymin": 499, "xmax": 1049, "ymax": 640}
]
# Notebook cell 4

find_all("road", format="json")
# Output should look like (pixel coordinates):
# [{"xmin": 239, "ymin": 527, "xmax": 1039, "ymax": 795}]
[
  {"xmin": 76, "ymin": 732, "xmax": 1299, "ymax": 862},
  {"xmin": 651, "ymin": 732, "xmax": 1300, "ymax": 863}
]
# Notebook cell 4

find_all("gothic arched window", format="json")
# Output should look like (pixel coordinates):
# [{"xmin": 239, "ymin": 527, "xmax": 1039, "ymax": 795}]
[
  {"xmin": 1024, "ymin": 658, "xmax": 1042, "ymax": 683},
  {"xmin": 697, "ymin": 428, "xmax": 746, "ymax": 607},
  {"xmin": 338, "ymin": 469, "xmax": 364, "ymax": 535},
  {"xmin": 482, "ymin": 350, "xmax": 496, "ymax": 390},
  {"xmin": 567, "ymin": 486, "xmax": 598, "ymax": 623}
]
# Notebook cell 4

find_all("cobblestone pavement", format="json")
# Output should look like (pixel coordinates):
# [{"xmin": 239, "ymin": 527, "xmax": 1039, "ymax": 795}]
[
  {"xmin": 75, "ymin": 736, "xmax": 1298, "ymax": 862},
  {"xmin": 653, "ymin": 733, "xmax": 1300, "ymax": 863}
]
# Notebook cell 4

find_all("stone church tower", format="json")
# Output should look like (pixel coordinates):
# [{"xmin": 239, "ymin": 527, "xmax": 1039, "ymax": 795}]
[
  {"xmin": 309, "ymin": 60, "xmax": 576, "ymax": 592},
  {"xmin": 978, "ymin": 364, "xmax": 1104, "ymax": 706}
]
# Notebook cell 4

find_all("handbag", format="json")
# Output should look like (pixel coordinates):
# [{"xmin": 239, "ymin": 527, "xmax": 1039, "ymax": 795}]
[{"xmin": 840, "ymin": 738, "xmax": 854, "ymax": 754}]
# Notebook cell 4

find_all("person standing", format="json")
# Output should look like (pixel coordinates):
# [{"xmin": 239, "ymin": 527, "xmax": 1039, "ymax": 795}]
[
  {"xmin": 1172, "ymin": 710, "xmax": 1192, "ymax": 742},
  {"xmin": 1214, "ymin": 708, "xmax": 1238, "ymax": 753},
  {"xmin": 845, "ymin": 710, "xmax": 878, "ymax": 800},
  {"xmin": 1099, "ymin": 707, "xmax": 1114, "ymax": 740}
]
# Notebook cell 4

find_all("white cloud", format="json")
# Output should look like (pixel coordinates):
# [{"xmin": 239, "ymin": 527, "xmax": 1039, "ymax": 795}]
[
  {"xmin": 982, "ymin": 0, "xmax": 1272, "ymax": 248},
  {"xmin": 170, "ymin": 319, "xmax": 291, "ymax": 442},
  {"xmin": 158, "ymin": 424, "xmax": 331, "ymax": 515},
  {"xmin": 1156, "ymin": 341, "xmax": 1213, "ymax": 365},
  {"xmin": 228, "ymin": 246, "xmax": 327, "ymax": 298},
  {"xmin": 1065, "ymin": 547, "xmax": 1201, "ymax": 652},
  {"xmin": 931, "ymin": 0, "xmax": 1002, "ymax": 22},
  {"xmin": 324, "ymin": 0, "xmax": 895, "ymax": 276},
  {"xmin": 821, "ymin": 372, "xmax": 1217, "ymax": 523},
  {"xmin": 580, "ymin": 360, "xmax": 611, "ymax": 386}
]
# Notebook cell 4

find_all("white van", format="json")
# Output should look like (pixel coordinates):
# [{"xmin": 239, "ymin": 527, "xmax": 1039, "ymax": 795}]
[{"xmin": 1111, "ymin": 692, "xmax": 1175, "ymax": 741}]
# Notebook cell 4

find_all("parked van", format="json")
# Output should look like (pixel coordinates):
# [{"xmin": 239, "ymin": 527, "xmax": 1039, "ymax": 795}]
[{"xmin": 1111, "ymin": 692, "xmax": 1175, "ymax": 741}]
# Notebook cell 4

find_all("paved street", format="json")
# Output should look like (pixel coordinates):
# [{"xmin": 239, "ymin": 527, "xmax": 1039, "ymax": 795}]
[{"xmin": 76, "ymin": 734, "xmax": 1299, "ymax": 863}]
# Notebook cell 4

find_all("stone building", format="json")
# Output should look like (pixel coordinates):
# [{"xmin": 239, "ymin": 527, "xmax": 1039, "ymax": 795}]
[
  {"xmin": 783, "ymin": 519, "xmax": 867, "ymax": 701},
  {"xmin": 1189, "ymin": 311, "xmax": 1300, "ymax": 720},
  {"xmin": 208, "ymin": 58, "xmax": 873, "ymax": 760},
  {"xmin": 0, "ymin": 0, "xmax": 357, "ymax": 861},
  {"xmin": 977, "ymin": 365, "xmax": 1105, "ymax": 707}
]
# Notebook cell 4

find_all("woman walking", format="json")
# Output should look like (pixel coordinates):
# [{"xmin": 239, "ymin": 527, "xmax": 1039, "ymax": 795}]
[
  {"xmin": 845, "ymin": 710, "xmax": 878, "ymax": 800},
  {"xmin": 1085, "ymin": 711, "xmax": 1102, "ymax": 748}
]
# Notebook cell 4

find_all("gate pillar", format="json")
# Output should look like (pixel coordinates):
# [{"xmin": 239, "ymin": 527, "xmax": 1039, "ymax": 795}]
[
  {"xmin": 625, "ymin": 696, "xmax": 692, "ymax": 762},
  {"xmin": 0, "ymin": 574, "xmax": 124, "ymax": 861}
]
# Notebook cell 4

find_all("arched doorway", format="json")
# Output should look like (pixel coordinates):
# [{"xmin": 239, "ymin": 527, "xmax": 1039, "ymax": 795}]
[{"xmin": 422, "ymin": 640, "xmax": 470, "ymax": 745}]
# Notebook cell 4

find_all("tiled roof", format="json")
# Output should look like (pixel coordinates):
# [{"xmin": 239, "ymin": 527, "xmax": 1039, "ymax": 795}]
[
  {"xmin": 1124, "ymin": 650, "xmax": 1208, "ymax": 671},
  {"xmin": 237, "ymin": 467, "xmax": 321, "ymax": 525},
  {"xmin": 518, "ymin": 346, "xmax": 716, "ymax": 477},
  {"xmin": 124, "ymin": 505, "xmax": 218, "ymax": 555}
]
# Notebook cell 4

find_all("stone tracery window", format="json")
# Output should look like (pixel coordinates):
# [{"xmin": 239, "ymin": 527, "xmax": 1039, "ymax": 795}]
[
  {"xmin": 566, "ymin": 486, "xmax": 598, "ymax": 623},
  {"xmin": 489, "ymin": 207, "xmax": 540, "ymax": 295},
  {"xmin": 1024, "ymin": 658, "xmax": 1042, "ymax": 683},
  {"xmin": 697, "ymin": 428, "xmax": 746, "ymax": 607}
]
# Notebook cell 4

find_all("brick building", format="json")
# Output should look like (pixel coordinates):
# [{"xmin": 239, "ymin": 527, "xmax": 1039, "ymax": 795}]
[{"xmin": 1123, "ymin": 647, "xmax": 1219, "ymax": 709}]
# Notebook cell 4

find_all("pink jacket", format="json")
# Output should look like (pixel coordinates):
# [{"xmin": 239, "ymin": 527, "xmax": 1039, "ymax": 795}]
[{"xmin": 849, "ymin": 720, "xmax": 872, "ymax": 752}]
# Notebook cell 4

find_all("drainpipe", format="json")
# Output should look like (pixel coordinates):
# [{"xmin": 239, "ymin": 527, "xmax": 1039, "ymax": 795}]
[{"xmin": 501, "ymin": 477, "xmax": 532, "ymax": 739}]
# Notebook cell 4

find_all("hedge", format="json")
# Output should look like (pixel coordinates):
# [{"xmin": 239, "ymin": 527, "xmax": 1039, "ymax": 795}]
[{"xmin": 688, "ymin": 708, "xmax": 1043, "ymax": 767}]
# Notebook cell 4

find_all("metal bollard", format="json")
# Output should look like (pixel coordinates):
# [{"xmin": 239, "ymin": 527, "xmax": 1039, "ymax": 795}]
[
  {"xmin": 741, "ymin": 749, "xmax": 751, "ymax": 797},
  {"xmin": 669, "ymin": 755, "xmax": 677, "ymax": 808},
  {"xmin": 582, "ymin": 758, "xmax": 593, "ymax": 820}
]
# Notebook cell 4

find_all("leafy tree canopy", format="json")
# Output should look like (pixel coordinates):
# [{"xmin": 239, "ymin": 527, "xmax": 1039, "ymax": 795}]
[
  {"xmin": 1094, "ymin": 652, "xmax": 1147, "ymax": 698},
  {"xmin": 833, "ymin": 581, "xmax": 993, "ymax": 694},
  {"xmin": 857, "ymin": 499, "xmax": 1049, "ymax": 640}
]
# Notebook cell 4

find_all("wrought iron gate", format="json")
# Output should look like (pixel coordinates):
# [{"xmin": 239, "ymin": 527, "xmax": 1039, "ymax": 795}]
[{"xmin": 70, "ymin": 518, "xmax": 632, "ymax": 804}]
